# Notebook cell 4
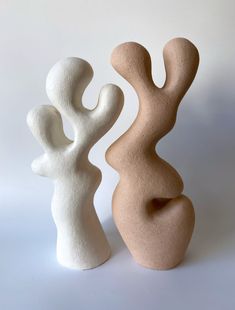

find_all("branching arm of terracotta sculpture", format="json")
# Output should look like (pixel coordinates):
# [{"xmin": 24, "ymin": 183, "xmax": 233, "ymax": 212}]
[{"xmin": 163, "ymin": 38, "xmax": 200, "ymax": 102}]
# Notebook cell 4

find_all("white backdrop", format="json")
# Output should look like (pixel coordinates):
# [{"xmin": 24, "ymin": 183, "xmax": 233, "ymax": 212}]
[{"xmin": 0, "ymin": 1, "xmax": 235, "ymax": 309}]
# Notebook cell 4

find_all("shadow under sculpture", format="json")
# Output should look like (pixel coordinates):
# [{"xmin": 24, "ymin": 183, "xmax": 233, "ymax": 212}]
[
  {"xmin": 106, "ymin": 38, "xmax": 199, "ymax": 269},
  {"xmin": 27, "ymin": 57, "xmax": 124, "ymax": 270}
]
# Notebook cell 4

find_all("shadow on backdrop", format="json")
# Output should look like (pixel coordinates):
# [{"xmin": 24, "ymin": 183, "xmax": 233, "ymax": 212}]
[{"xmin": 103, "ymin": 217, "xmax": 126, "ymax": 258}]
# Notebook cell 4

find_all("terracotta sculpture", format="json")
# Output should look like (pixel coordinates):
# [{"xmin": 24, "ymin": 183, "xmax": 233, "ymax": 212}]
[
  {"xmin": 106, "ymin": 38, "xmax": 199, "ymax": 269},
  {"xmin": 27, "ymin": 57, "xmax": 124, "ymax": 270}
]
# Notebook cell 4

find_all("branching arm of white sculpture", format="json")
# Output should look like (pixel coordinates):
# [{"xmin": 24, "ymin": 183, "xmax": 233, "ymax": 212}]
[{"xmin": 27, "ymin": 57, "xmax": 124, "ymax": 270}]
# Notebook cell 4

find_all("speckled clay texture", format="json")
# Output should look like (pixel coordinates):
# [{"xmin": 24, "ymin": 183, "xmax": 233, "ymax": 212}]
[
  {"xmin": 106, "ymin": 38, "xmax": 199, "ymax": 269},
  {"xmin": 27, "ymin": 57, "xmax": 124, "ymax": 270}
]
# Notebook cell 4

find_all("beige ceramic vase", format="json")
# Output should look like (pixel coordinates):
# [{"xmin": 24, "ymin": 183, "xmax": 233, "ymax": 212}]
[{"xmin": 106, "ymin": 38, "xmax": 199, "ymax": 269}]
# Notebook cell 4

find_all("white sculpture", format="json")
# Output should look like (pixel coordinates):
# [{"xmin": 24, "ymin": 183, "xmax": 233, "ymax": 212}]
[{"xmin": 27, "ymin": 57, "xmax": 124, "ymax": 270}]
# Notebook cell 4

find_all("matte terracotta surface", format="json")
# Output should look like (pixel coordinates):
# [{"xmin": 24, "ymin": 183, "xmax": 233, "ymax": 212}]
[{"xmin": 106, "ymin": 38, "xmax": 199, "ymax": 269}]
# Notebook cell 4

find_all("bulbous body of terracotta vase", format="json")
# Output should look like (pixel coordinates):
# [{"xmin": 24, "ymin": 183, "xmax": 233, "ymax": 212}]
[
  {"xmin": 27, "ymin": 57, "xmax": 124, "ymax": 270},
  {"xmin": 106, "ymin": 38, "xmax": 199, "ymax": 269}
]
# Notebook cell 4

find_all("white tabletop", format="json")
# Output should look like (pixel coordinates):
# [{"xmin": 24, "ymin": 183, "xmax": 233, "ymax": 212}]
[{"xmin": 1, "ymin": 190, "xmax": 235, "ymax": 310}]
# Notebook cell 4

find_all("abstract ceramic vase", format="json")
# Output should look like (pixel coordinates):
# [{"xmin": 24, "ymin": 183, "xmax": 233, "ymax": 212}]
[
  {"xmin": 27, "ymin": 57, "xmax": 124, "ymax": 270},
  {"xmin": 106, "ymin": 38, "xmax": 199, "ymax": 269}
]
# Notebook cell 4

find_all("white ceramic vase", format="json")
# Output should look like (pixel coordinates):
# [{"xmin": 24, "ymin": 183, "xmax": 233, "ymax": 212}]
[{"xmin": 27, "ymin": 57, "xmax": 124, "ymax": 270}]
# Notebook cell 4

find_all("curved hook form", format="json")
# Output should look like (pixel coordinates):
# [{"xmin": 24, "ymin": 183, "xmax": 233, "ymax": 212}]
[
  {"xmin": 27, "ymin": 57, "xmax": 124, "ymax": 270},
  {"xmin": 27, "ymin": 105, "xmax": 70, "ymax": 151},
  {"xmin": 106, "ymin": 38, "xmax": 199, "ymax": 269}
]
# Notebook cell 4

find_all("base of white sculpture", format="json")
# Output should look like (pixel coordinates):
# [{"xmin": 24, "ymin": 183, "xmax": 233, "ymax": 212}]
[{"xmin": 56, "ymin": 238, "xmax": 111, "ymax": 270}]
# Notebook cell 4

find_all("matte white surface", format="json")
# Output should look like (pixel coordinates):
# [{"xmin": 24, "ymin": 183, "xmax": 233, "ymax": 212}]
[
  {"xmin": 27, "ymin": 57, "xmax": 123, "ymax": 270},
  {"xmin": 1, "ymin": 0, "xmax": 235, "ymax": 309}
]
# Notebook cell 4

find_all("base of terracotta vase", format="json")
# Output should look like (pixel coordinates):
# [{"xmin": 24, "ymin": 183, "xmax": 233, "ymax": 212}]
[{"xmin": 134, "ymin": 256, "xmax": 184, "ymax": 270}]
